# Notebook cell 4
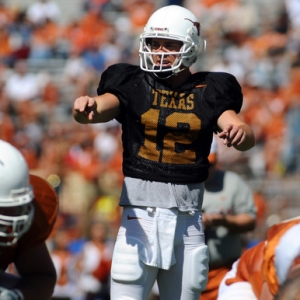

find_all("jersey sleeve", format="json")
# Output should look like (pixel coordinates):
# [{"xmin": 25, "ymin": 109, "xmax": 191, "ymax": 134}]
[
  {"xmin": 206, "ymin": 72, "xmax": 243, "ymax": 116},
  {"xmin": 96, "ymin": 63, "xmax": 139, "ymax": 108}
]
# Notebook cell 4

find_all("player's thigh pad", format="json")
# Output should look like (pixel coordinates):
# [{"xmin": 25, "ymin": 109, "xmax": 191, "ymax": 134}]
[
  {"xmin": 111, "ymin": 237, "xmax": 146, "ymax": 284},
  {"xmin": 184, "ymin": 244, "xmax": 209, "ymax": 292}
]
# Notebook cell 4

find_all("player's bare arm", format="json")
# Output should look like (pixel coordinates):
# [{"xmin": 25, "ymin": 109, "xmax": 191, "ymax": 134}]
[
  {"xmin": 219, "ymin": 213, "xmax": 256, "ymax": 233},
  {"xmin": 0, "ymin": 243, "xmax": 56, "ymax": 300},
  {"xmin": 73, "ymin": 93, "xmax": 120, "ymax": 124},
  {"xmin": 217, "ymin": 110, "xmax": 255, "ymax": 151},
  {"xmin": 9, "ymin": 243, "xmax": 57, "ymax": 299},
  {"xmin": 203, "ymin": 212, "xmax": 255, "ymax": 233}
]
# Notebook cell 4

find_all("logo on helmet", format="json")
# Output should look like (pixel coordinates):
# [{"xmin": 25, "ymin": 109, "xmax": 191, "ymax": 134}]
[
  {"xmin": 150, "ymin": 26, "xmax": 169, "ymax": 33},
  {"xmin": 184, "ymin": 18, "xmax": 200, "ymax": 36}
]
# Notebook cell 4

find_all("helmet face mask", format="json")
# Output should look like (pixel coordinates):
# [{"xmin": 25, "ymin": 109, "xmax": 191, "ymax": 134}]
[
  {"xmin": 0, "ymin": 202, "xmax": 34, "ymax": 246},
  {"xmin": 139, "ymin": 5, "xmax": 206, "ymax": 78},
  {"xmin": 0, "ymin": 140, "xmax": 35, "ymax": 247}
]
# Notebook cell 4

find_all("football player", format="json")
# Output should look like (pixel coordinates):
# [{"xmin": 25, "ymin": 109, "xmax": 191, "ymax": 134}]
[
  {"xmin": 200, "ymin": 136, "xmax": 256, "ymax": 300},
  {"xmin": 73, "ymin": 5, "xmax": 255, "ymax": 300},
  {"xmin": 0, "ymin": 140, "xmax": 58, "ymax": 300},
  {"xmin": 218, "ymin": 217, "xmax": 300, "ymax": 300}
]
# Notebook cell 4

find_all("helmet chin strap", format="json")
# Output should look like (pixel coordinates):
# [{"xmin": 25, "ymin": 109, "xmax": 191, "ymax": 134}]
[
  {"xmin": 153, "ymin": 66, "xmax": 173, "ymax": 79},
  {"xmin": 152, "ymin": 65, "xmax": 187, "ymax": 80}
]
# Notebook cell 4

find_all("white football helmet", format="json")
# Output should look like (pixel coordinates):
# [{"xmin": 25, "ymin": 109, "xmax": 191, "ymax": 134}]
[
  {"xmin": 0, "ymin": 140, "xmax": 34, "ymax": 246},
  {"xmin": 139, "ymin": 5, "xmax": 206, "ymax": 78}
]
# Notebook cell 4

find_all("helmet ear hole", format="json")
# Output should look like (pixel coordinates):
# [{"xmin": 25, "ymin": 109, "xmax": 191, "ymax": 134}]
[{"xmin": 199, "ymin": 39, "xmax": 207, "ymax": 53}]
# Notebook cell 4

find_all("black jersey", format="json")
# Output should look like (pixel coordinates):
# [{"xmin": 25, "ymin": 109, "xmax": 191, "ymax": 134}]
[{"xmin": 97, "ymin": 63, "xmax": 242, "ymax": 184}]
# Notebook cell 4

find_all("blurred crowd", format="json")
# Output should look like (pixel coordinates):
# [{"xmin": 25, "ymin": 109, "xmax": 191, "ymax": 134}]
[{"xmin": 1, "ymin": 0, "xmax": 300, "ymax": 299}]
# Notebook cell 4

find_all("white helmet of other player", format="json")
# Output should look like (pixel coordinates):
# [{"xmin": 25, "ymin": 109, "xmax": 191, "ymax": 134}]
[{"xmin": 0, "ymin": 140, "xmax": 34, "ymax": 246}]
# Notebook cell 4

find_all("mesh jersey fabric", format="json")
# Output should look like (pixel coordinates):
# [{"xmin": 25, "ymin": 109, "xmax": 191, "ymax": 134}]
[{"xmin": 97, "ymin": 63, "xmax": 243, "ymax": 184}]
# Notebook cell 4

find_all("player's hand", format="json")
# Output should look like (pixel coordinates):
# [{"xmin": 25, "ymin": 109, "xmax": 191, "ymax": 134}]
[
  {"xmin": 204, "ymin": 213, "xmax": 226, "ymax": 227},
  {"xmin": 202, "ymin": 213, "xmax": 210, "ymax": 229},
  {"xmin": 0, "ymin": 287, "xmax": 24, "ymax": 300},
  {"xmin": 73, "ymin": 96, "xmax": 97, "ymax": 121},
  {"xmin": 217, "ymin": 124, "xmax": 246, "ymax": 148}
]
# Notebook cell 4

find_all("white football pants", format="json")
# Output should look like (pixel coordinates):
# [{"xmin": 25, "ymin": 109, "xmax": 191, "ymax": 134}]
[{"xmin": 110, "ymin": 206, "xmax": 208, "ymax": 300}]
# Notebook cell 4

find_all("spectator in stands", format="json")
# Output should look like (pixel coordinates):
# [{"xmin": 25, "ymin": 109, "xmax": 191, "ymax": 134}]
[
  {"xmin": 83, "ymin": 0, "xmax": 109, "ymax": 13},
  {"xmin": 28, "ymin": 18, "xmax": 60, "ymax": 60},
  {"xmin": 201, "ymin": 137, "xmax": 257, "ymax": 300},
  {"xmin": 285, "ymin": 0, "xmax": 300, "ymax": 33},
  {"xmin": 4, "ymin": 59, "xmax": 40, "ymax": 103},
  {"xmin": 279, "ymin": 62, "xmax": 300, "ymax": 175},
  {"xmin": 122, "ymin": 0, "xmax": 155, "ymax": 35},
  {"xmin": 62, "ymin": 45, "xmax": 92, "ymax": 98},
  {"xmin": 7, "ymin": 9, "xmax": 33, "ymax": 61},
  {"xmin": 82, "ymin": 41, "xmax": 105, "ymax": 74},
  {"xmin": 26, "ymin": 0, "xmax": 61, "ymax": 26},
  {"xmin": 50, "ymin": 227, "xmax": 77, "ymax": 300},
  {"xmin": 0, "ymin": 24, "xmax": 14, "ymax": 66},
  {"xmin": 76, "ymin": 221, "xmax": 114, "ymax": 300},
  {"xmin": 0, "ymin": 74, "xmax": 15, "ymax": 143}
]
